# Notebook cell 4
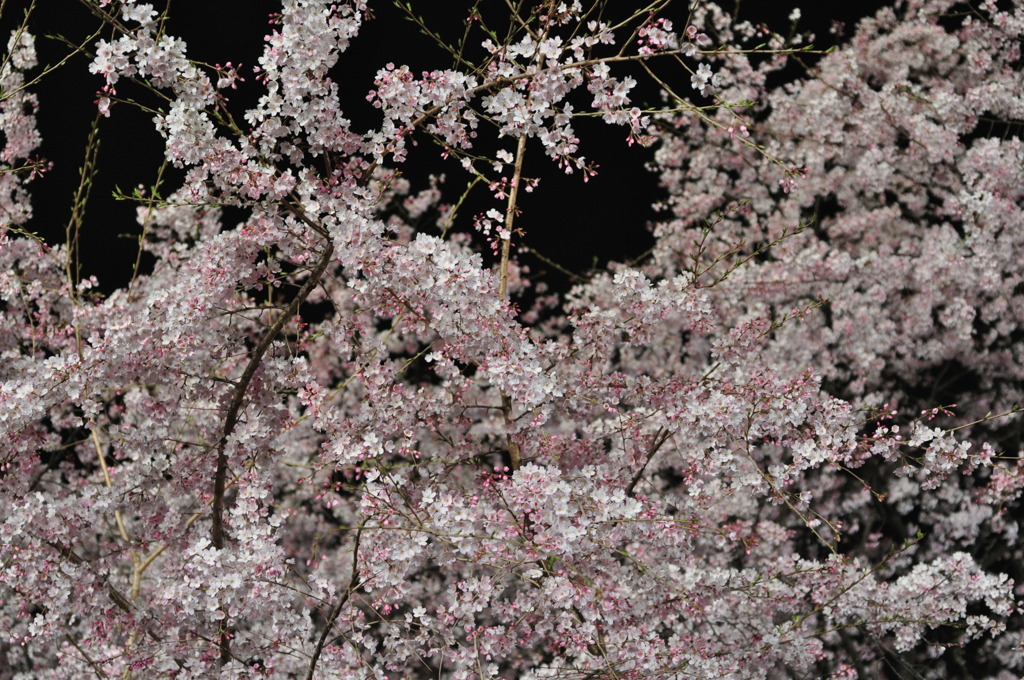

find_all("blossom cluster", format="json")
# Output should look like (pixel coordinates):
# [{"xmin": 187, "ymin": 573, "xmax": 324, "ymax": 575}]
[{"xmin": 1, "ymin": 1, "xmax": 1022, "ymax": 679}]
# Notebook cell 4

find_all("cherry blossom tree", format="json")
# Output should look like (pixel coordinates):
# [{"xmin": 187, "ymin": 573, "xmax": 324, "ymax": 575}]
[{"xmin": 1, "ymin": 0, "xmax": 1022, "ymax": 678}]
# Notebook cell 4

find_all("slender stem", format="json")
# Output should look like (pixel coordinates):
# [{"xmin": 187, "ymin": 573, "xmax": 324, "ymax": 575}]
[
  {"xmin": 305, "ymin": 525, "xmax": 363, "ymax": 680},
  {"xmin": 496, "ymin": 134, "xmax": 528, "ymax": 470},
  {"xmin": 128, "ymin": 158, "xmax": 169, "ymax": 299}
]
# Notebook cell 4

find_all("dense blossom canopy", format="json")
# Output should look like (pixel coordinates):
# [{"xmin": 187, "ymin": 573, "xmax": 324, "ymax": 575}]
[{"xmin": 1, "ymin": 1, "xmax": 1022, "ymax": 678}]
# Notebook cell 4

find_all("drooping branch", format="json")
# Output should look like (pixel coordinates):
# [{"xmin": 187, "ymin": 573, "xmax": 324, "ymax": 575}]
[{"xmin": 211, "ymin": 222, "xmax": 334, "ymax": 551}]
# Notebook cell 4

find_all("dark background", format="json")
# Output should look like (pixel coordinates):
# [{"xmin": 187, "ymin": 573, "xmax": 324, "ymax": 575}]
[{"xmin": 2, "ymin": 1, "xmax": 889, "ymax": 296}]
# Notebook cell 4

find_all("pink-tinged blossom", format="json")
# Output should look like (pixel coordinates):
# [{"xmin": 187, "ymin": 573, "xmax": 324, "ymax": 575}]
[
  {"xmin": 691, "ymin": 62, "xmax": 721, "ymax": 96},
  {"xmin": 0, "ymin": 31, "xmax": 42, "ymax": 224}
]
